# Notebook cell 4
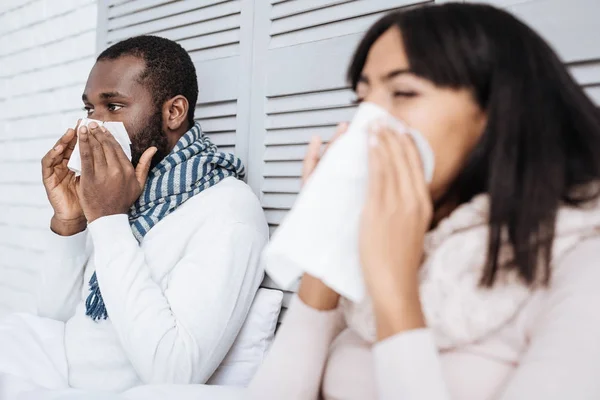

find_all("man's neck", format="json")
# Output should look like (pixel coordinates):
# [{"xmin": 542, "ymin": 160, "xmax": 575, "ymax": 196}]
[{"xmin": 166, "ymin": 121, "xmax": 192, "ymax": 152}]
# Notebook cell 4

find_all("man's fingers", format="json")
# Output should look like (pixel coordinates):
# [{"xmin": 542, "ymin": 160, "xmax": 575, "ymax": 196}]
[
  {"xmin": 62, "ymin": 136, "xmax": 78, "ymax": 161},
  {"xmin": 302, "ymin": 136, "xmax": 322, "ymax": 184},
  {"xmin": 135, "ymin": 147, "xmax": 158, "ymax": 189},
  {"xmin": 55, "ymin": 128, "xmax": 76, "ymax": 149},
  {"xmin": 102, "ymin": 126, "xmax": 131, "ymax": 166},
  {"xmin": 49, "ymin": 128, "xmax": 76, "ymax": 155},
  {"xmin": 79, "ymin": 126, "xmax": 94, "ymax": 176},
  {"xmin": 42, "ymin": 129, "xmax": 76, "ymax": 180},
  {"xmin": 95, "ymin": 126, "xmax": 122, "ymax": 167},
  {"xmin": 63, "ymin": 126, "xmax": 79, "ymax": 160},
  {"xmin": 42, "ymin": 148, "xmax": 64, "ymax": 180},
  {"xmin": 87, "ymin": 124, "xmax": 107, "ymax": 170}
]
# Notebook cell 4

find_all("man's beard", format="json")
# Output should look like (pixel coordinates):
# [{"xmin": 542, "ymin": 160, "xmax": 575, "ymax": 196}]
[{"xmin": 130, "ymin": 110, "xmax": 170, "ymax": 170}]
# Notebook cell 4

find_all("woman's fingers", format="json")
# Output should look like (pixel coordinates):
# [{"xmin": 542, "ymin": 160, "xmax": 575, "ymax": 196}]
[
  {"xmin": 399, "ymin": 134, "xmax": 430, "ymax": 203},
  {"xmin": 325, "ymin": 122, "xmax": 349, "ymax": 152},
  {"xmin": 302, "ymin": 122, "xmax": 349, "ymax": 186},
  {"xmin": 381, "ymin": 126, "xmax": 415, "ymax": 199},
  {"xmin": 370, "ymin": 124, "xmax": 399, "ymax": 206},
  {"xmin": 302, "ymin": 135, "xmax": 322, "ymax": 185},
  {"xmin": 367, "ymin": 126, "xmax": 387, "ymax": 206}
]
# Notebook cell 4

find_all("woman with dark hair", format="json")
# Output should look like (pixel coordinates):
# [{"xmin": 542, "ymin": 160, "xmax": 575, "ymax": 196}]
[{"xmin": 249, "ymin": 3, "xmax": 600, "ymax": 400}]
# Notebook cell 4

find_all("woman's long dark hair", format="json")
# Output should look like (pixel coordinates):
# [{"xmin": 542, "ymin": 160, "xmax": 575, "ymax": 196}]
[{"xmin": 348, "ymin": 3, "xmax": 600, "ymax": 287}]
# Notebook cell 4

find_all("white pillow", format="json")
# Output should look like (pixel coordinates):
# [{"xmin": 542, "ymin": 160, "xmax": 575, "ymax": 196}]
[{"xmin": 208, "ymin": 288, "xmax": 283, "ymax": 387}]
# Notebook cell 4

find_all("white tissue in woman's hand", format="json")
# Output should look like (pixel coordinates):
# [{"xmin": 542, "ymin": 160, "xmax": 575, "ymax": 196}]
[
  {"xmin": 263, "ymin": 102, "xmax": 435, "ymax": 303},
  {"xmin": 67, "ymin": 118, "xmax": 132, "ymax": 176}
]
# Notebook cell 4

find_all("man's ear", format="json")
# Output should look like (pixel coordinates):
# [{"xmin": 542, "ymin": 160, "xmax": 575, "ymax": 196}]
[{"xmin": 163, "ymin": 95, "xmax": 189, "ymax": 131}]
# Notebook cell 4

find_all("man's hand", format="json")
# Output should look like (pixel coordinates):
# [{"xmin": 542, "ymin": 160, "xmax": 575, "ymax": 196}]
[
  {"xmin": 42, "ymin": 122, "xmax": 87, "ymax": 236},
  {"xmin": 77, "ymin": 122, "xmax": 157, "ymax": 224}
]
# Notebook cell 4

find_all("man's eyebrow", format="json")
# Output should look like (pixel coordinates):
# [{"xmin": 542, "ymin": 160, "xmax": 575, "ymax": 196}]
[
  {"xmin": 82, "ymin": 92, "xmax": 129, "ymax": 102},
  {"xmin": 100, "ymin": 91, "xmax": 127, "ymax": 100}
]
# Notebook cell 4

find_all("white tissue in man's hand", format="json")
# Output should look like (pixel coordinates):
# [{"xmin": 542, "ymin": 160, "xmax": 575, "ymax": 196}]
[
  {"xmin": 67, "ymin": 118, "xmax": 132, "ymax": 176},
  {"xmin": 262, "ymin": 102, "xmax": 435, "ymax": 303}
]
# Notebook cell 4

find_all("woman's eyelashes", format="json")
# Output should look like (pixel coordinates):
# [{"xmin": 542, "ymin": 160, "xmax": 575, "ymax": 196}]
[
  {"xmin": 393, "ymin": 91, "xmax": 418, "ymax": 98},
  {"xmin": 350, "ymin": 91, "xmax": 416, "ymax": 104}
]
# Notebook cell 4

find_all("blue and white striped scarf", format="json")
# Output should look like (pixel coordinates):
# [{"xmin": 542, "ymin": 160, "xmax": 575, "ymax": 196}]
[{"xmin": 85, "ymin": 122, "xmax": 245, "ymax": 321}]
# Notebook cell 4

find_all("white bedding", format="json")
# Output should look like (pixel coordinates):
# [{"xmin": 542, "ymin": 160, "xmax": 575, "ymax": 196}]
[
  {"xmin": 0, "ymin": 286, "xmax": 282, "ymax": 400},
  {"xmin": 0, "ymin": 315, "xmax": 246, "ymax": 400},
  {"xmin": 1, "ymin": 377, "xmax": 244, "ymax": 400}
]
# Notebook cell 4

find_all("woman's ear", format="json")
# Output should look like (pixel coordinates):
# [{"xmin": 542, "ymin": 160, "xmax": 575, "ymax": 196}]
[{"xmin": 163, "ymin": 95, "xmax": 189, "ymax": 131}]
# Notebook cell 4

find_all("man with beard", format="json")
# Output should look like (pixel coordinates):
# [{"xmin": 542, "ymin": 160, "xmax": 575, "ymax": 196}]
[{"xmin": 0, "ymin": 36, "xmax": 268, "ymax": 393}]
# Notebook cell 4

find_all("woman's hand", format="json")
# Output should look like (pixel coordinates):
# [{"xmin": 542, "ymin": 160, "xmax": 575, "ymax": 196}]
[
  {"xmin": 297, "ymin": 123, "xmax": 348, "ymax": 311},
  {"xmin": 359, "ymin": 123, "xmax": 432, "ymax": 340}
]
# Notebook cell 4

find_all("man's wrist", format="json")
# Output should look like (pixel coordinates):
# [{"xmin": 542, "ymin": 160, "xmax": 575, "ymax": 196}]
[
  {"xmin": 50, "ymin": 215, "xmax": 87, "ymax": 236},
  {"xmin": 85, "ymin": 206, "xmax": 131, "ymax": 225}
]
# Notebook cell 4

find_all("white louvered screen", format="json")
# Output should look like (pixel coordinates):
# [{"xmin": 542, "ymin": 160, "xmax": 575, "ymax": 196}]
[
  {"xmin": 0, "ymin": 0, "xmax": 98, "ymax": 316},
  {"xmin": 481, "ymin": 0, "xmax": 600, "ymax": 105},
  {"xmin": 245, "ymin": 0, "xmax": 433, "ymax": 321},
  {"xmin": 99, "ymin": 0, "xmax": 255, "ymax": 159},
  {"xmin": 244, "ymin": 0, "xmax": 600, "ymax": 321},
  {"xmin": 94, "ymin": 0, "xmax": 600, "ymax": 324}
]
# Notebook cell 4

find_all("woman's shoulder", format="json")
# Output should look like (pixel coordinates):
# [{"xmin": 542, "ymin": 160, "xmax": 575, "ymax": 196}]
[
  {"xmin": 550, "ymin": 235, "xmax": 600, "ymax": 292},
  {"xmin": 523, "ymin": 235, "xmax": 600, "ymax": 332}
]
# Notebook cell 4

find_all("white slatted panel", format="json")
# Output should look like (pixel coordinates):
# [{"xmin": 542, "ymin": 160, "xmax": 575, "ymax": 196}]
[
  {"xmin": 101, "ymin": 0, "xmax": 253, "ymax": 157},
  {"xmin": 246, "ymin": 0, "xmax": 600, "ymax": 322},
  {"xmin": 0, "ymin": 0, "xmax": 97, "ymax": 316},
  {"xmin": 467, "ymin": 0, "xmax": 600, "ymax": 105},
  {"xmin": 246, "ymin": 0, "xmax": 432, "ymax": 322}
]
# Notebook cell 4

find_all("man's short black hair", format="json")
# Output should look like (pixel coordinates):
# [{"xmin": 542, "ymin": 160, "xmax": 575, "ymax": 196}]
[{"xmin": 98, "ymin": 35, "xmax": 198, "ymax": 127}]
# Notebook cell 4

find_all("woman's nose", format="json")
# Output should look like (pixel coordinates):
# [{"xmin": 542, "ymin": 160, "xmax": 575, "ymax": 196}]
[{"xmin": 362, "ymin": 90, "xmax": 393, "ymax": 113}]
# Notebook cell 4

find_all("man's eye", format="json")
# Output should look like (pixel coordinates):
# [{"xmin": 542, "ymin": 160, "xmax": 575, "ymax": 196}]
[
  {"xmin": 83, "ymin": 107, "xmax": 93, "ymax": 115},
  {"xmin": 108, "ymin": 104, "xmax": 123, "ymax": 112}
]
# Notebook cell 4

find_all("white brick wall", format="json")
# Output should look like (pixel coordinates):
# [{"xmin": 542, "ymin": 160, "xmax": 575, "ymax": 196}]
[{"xmin": 0, "ymin": 0, "xmax": 97, "ymax": 316}]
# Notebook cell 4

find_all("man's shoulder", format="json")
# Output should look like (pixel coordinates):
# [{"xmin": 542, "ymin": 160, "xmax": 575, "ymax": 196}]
[{"xmin": 179, "ymin": 177, "xmax": 268, "ymax": 237}]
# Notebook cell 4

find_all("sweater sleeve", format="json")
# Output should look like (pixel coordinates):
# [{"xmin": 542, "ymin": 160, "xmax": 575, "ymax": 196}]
[
  {"xmin": 247, "ymin": 296, "xmax": 345, "ymax": 400},
  {"xmin": 369, "ymin": 236, "xmax": 600, "ymax": 400},
  {"xmin": 87, "ymin": 214, "xmax": 267, "ymax": 385},
  {"xmin": 37, "ymin": 229, "xmax": 91, "ymax": 321},
  {"xmin": 497, "ymin": 236, "xmax": 600, "ymax": 399},
  {"xmin": 372, "ymin": 329, "xmax": 450, "ymax": 400}
]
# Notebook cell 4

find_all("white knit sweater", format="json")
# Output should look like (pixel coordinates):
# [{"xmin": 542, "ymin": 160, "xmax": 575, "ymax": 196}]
[{"xmin": 37, "ymin": 177, "xmax": 268, "ymax": 392}]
